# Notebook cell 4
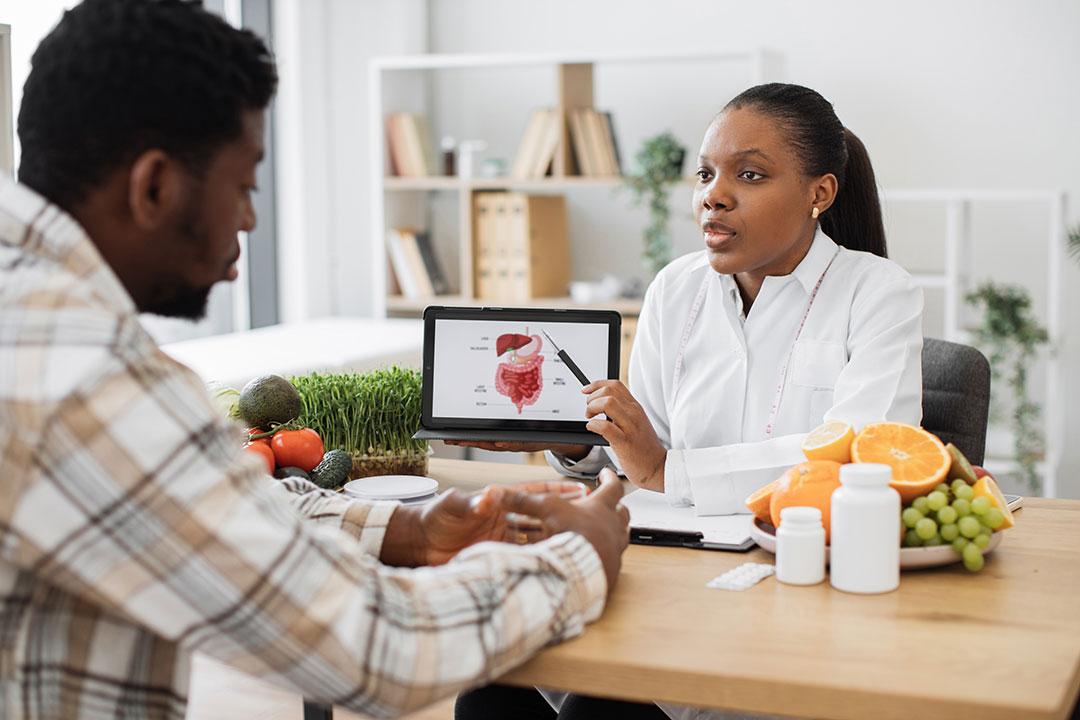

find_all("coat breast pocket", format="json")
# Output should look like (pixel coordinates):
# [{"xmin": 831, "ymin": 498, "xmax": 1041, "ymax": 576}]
[
  {"xmin": 790, "ymin": 340, "xmax": 847, "ymax": 390},
  {"xmin": 789, "ymin": 341, "xmax": 847, "ymax": 427}
]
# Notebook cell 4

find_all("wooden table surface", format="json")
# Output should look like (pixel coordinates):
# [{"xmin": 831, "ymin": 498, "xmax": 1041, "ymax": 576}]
[
  {"xmin": 191, "ymin": 459, "xmax": 1080, "ymax": 720},
  {"xmin": 425, "ymin": 458, "xmax": 1080, "ymax": 720}
]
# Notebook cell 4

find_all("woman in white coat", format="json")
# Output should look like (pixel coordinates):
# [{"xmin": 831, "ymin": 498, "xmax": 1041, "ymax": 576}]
[{"xmin": 454, "ymin": 83, "xmax": 923, "ymax": 720}]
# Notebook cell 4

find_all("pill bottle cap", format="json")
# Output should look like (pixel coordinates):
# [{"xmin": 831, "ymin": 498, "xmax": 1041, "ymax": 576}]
[
  {"xmin": 839, "ymin": 462, "xmax": 892, "ymax": 487},
  {"xmin": 779, "ymin": 506, "xmax": 822, "ymax": 526}
]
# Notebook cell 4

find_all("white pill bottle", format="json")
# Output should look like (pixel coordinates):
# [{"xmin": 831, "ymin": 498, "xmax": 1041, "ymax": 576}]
[
  {"xmin": 775, "ymin": 506, "xmax": 826, "ymax": 585},
  {"xmin": 829, "ymin": 463, "xmax": 901, "ymax": 594}
]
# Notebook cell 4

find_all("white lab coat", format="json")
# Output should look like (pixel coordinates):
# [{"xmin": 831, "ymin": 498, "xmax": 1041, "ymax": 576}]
[
  {"xmin": 545, "ymin": 230, "xmax": 923, "ymax": 719},
  {"xmin": 551, "ymin": 229, "xmax": 923, "ymax": 514}
]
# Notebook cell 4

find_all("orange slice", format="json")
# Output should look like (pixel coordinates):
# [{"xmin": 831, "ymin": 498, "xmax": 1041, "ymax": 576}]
[
  {"xmin": 744, "ymin": 479, "xmax": 780, "ymax": 525},
  {"xmin": 801, "ymin": 420, "xmax": 855, "ymax": 463},
  {"xmin": 850, "ymin": 422, "xmax": 951, "ymax": 503},
  {"xmin": 972, "ymin": 475, "xmax": 1016, "ymax": 529}
]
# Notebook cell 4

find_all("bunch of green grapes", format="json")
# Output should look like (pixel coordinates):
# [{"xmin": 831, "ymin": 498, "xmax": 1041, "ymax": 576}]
[{"xmin": 900, "ymin": 479, "xmax": 1006, "ymax": 572}]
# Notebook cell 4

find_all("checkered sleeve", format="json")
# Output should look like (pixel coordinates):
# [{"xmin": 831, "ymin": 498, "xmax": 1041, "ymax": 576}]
[
  {"xmin": 265, "ymin": 475, "xmax": 400, "ymax": 556},
  {"xmin": 8, "ymin": 318, "xmax": 608, "ymax": 716}
]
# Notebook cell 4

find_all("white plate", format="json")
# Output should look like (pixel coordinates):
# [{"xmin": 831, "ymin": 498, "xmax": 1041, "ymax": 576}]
[
  {"xmin": 750, "ymin": 517, "xmax": 1003, "ymax": 570},
  {"xmin": 343, "ymin": 475, "xmax": 439, "ymax": 501}
]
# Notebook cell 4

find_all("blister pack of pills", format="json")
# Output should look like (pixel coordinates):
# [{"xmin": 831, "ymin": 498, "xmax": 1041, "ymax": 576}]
[{"xmin": 706, "ymin": 562, "xmax": 775, "ymax": 591}]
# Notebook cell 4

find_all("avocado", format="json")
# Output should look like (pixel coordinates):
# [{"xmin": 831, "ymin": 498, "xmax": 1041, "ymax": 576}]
[
  {"xmin": 237, "ymin": 374, "xmax": 302, "ymax": 431},
  {"xmin": 309, "ymin": 450, "xmax": 353, "ymax": 490},
  {"xmin": 273, "ymin": 466, "xmax": 311, "ymax": 481}
]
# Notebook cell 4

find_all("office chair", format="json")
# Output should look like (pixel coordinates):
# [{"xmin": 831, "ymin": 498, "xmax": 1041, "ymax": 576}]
[{"xmin": 921, "ymin": 337, "xmax": 991, "ymax": 465}]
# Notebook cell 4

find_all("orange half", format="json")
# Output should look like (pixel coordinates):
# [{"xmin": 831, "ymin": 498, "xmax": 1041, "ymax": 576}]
[
  {"xmin": 801, "ymin": 420, "xmax": 855, "ymax": 463},
  {"xmin": 744, "ymin": 479, "xmax": 780, "ymax": 525},
  {"xmin": 850, "ymin": 422, "xmax": 951, "ymax": 503}
]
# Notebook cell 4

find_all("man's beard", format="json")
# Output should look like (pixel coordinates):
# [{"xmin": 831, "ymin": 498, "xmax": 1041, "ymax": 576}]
[
  {"xmin": 140, "ymin": 199, "xmax": 218, "ymax": 320},
  {"xmin": 142, "ymin": 282, "xmax": 213, "ymax": 320}
]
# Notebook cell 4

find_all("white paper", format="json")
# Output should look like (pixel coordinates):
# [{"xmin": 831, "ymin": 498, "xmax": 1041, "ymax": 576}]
[{"xmin": 621, "ymin": 489, "xmax": 753, "ymax": 546}]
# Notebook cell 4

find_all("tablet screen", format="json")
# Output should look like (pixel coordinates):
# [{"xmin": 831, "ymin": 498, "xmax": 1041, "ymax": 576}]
[{"xmin": 422, "ymin": 307, "xmax": 621, "ymax": 432}]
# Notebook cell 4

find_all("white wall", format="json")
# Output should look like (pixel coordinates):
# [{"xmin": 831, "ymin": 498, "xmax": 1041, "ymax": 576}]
[
  {"xmin": 273, "ymin": 0, "xmax": 427, "ymax": 323},
  {"xmin": 415, "ymin": 0, "xmax": 1080, "ymax": 496}
]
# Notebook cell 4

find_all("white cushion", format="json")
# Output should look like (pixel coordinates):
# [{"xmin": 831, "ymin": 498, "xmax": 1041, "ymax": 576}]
[{"xmin": 160, "ymin": 317, "xmax": 423, "ymax": 390}]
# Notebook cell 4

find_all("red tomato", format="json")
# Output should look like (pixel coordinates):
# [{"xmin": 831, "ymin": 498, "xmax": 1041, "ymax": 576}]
[
  {"xmin": 270, "ymin": 428, "xmax": 325, "ymax": 472},
  {"xmin": 243, "ymin": 441, "xmax": 275, "ymax": 474}
]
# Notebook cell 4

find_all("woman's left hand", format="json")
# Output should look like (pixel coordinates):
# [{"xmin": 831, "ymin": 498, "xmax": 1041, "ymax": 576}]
[{"xmin": 582, "ymin": 380, "xmax": 667, "ymax": 492}]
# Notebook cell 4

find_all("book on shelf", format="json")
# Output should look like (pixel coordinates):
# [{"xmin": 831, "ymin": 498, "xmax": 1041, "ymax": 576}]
[
  {"xmin": 413, "ymin": 230, "xmax": 449, "ymax": 296},
  {"xmin": 386, "ymin": 227, "xmax": 444, "ymax": 298},
  {"xmin": 385, "ymin": 112, "xmax": 434, "ymax": 176},
  {"xmin": 386, "ymin": 228, "xmax": 419, "ymax": 298},
  {"xmin": 567, "ymin": 109, "xmax": 594, "ymax": 176},
  {"xmin": 567, "ymin": 108, "xmax": 620, "ymax": 177},
  {"xmin": 472, "ymin": 191, "xmax": 569, "ymax": 303},
  {"xmin": 513, "ymin": 107, "xmax": 621, "ymax": 179},
  {"xmin": 601, "ymin": 111, "xmax": 622, "ymax": 175},
  {"xmin": 511, "ymin": 108, "xmax": 562, "ymax": 179}
]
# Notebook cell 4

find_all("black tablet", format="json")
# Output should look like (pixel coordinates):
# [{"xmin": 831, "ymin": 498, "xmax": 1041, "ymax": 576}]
[{"xmin": 414, "ymin": 306, "xmax": 622, "ymax": 446}]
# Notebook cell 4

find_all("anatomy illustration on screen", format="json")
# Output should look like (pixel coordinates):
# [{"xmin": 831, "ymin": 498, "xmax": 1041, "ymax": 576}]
[{"xmin": 494, "ymin": 328, "xmax": 544, "ymax": 413}]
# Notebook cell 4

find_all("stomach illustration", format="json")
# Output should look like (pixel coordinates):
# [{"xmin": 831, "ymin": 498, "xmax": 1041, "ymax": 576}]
[{"xmin": 495, "ymin": 330, "xmax": 544, "ymax": 413}]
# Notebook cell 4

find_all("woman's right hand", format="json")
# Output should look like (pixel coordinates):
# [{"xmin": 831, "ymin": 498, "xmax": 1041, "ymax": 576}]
[{"xmin": 443, "ymin": 440, "xmax": 592, "ymax": 461}]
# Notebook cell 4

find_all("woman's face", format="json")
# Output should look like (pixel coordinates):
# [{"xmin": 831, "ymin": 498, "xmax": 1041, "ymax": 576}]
[{"xmin": 692, "ymin": 108, "xmax": 825, "ymax": 281}]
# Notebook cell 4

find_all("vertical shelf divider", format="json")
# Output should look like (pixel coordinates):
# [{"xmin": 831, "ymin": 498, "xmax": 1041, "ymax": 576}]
[{"xmin": 554, "ymin": 63, "xmax": 593, "ymax": 178}]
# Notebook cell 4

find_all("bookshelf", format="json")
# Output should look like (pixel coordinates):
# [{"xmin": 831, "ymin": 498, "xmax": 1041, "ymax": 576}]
[{"xmin": 368, "ymin": 50, "xmax": 780, "ymax": 319}]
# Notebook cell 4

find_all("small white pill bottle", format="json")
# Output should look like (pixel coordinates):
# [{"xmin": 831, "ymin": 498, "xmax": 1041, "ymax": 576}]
[
  {"xmin": 775, "ymin": 506, "xmax": 826, "ymax": 585},
  {"xmin": 829, "ymin": 463, "xmax": 901, "ymax": 594}
]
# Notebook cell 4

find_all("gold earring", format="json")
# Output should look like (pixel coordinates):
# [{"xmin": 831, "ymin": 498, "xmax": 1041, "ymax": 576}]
[{"xmin": 811, "ymin": 207, "xmax": 820, "ymax": 219}]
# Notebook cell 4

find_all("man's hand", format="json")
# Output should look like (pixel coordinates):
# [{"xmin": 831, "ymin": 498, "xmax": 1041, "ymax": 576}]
[
  {"xmin": 581, "ymin": 380, "xmax": 667, "ymax": 492},
  {"xmin": 498, "ymin": 468, "xmax": 630, "ymax": 593},
  {"xmin": 380, "ymin": 486, "xmax": 510, "ymax": 567}
]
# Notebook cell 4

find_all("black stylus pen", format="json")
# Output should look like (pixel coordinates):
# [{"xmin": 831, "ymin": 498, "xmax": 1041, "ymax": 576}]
[{"xmin": 541, "ymin": 329, "xmax": 591, "ymax": 386}]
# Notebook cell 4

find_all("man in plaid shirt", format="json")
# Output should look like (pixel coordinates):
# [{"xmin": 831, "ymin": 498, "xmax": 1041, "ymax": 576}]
[{"xmin": 0, "ymin": 1, "xmax": 630, "ymax": 718}]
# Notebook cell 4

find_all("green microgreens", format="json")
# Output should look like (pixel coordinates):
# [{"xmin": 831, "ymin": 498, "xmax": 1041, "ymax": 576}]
[{"xmin": 289, "ymin": 367, "xmax": 429, "ymax": 457}]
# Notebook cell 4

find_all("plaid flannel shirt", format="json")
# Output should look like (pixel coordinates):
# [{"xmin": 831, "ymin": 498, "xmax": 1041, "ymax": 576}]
[{"xmin": 0, "ymin": 175, "xmax": 607, "ymax": 719}]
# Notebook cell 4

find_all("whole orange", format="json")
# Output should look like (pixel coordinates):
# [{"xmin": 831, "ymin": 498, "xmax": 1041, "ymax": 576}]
[{"xmin": 769, "ymin": 460, "xmax": 843, "ymax": 543}]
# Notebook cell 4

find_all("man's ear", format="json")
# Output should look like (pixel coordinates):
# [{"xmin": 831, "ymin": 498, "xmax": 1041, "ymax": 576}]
[
  {"xmin": 127, "ymin": 149, "xmax": 186, "ymax": 230},
  {"xmin": 811, "ymin": 173, "xmax": 839, "ymax": 214}
]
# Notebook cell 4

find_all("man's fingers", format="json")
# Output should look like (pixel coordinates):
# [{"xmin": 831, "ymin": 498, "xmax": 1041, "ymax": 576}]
[
  {"xmin": 468, "ymin": 485, "xmax": 504, "ymax": 515},
  {"xmin": 590, "ymin": 468, "xmax": 625, "ymax": 508},
  {"xmin": 616, "ymin": 502, "xmax": 631, "ymax": 528},
  {"xmin": 499, "ymin": 488, "xmax": 560, "ymax": 518}
]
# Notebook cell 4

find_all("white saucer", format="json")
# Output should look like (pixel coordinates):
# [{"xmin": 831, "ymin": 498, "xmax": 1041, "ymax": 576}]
[{"xmin": 343, "ymin": 475, "xmax": 440, "ymax": 501}]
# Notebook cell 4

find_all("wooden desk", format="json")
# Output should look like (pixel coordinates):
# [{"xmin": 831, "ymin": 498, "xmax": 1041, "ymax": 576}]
[{"xmin": 424, "ymin": 458, "xmax": 1080, "ymax": 720}]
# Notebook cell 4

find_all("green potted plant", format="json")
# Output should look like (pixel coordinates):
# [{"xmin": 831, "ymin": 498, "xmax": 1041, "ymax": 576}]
[
  {"xmin": 965, "ymin": 282, "xmax": 1049, "ymax": 495},
  {"xmin": 624, "ymin": 131, "xmax": 687, "ymax": 277},
  {"xmin": 291, "ymin": 366, "xmax": 430, "ymax": 479}
]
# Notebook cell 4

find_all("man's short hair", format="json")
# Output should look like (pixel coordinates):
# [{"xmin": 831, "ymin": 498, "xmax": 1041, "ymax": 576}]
[{"xmin": 17, "ymin": 0, "xmax": 278, "ymax": 210}]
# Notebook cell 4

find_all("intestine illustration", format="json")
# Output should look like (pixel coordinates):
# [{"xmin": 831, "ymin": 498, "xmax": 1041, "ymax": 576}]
[{"xmin": 494, "ymin": 328, "xmax": 544, "ymax": 414}]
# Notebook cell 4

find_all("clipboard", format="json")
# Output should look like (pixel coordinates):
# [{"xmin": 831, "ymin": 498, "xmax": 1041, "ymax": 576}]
[{"xmin": 621, "ymin": 489, "xmax": 756, "ymax": 552}]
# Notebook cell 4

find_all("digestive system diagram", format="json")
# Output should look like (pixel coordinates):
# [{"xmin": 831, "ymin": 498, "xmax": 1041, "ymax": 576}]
[{"xmin": 494, "ymin": 328, "xmax": 544, "ymax": 413}]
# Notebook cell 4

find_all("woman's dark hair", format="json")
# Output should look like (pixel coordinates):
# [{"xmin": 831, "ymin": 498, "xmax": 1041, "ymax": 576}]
[
  {"xmin": 18, "ymin": 0, "xmax": 277, "ymax": 210},
  {"xmin": 724, "ymin": 83, "xmax": 887, "ymax": 258}
]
